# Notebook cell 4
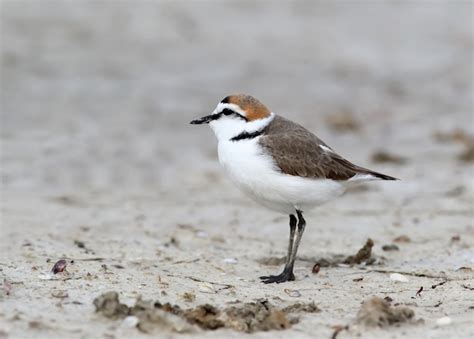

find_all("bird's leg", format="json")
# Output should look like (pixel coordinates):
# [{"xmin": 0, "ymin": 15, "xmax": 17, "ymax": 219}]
[
  {"xmin": 260, "ymin": 214, "xmax": 298, "ymax": 284},
  {"xmin": 286, "ymin": 210, "xmax": 306, "ymax": 274},
  {"xmin": 286, "ymin": 214, "xmax": 297, "ymax": 264}
]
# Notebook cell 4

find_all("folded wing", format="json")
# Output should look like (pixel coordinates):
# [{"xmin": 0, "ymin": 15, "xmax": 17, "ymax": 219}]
[{"xmin": 259, "ymin": 116, "xmax": 396, "ymax": 181}]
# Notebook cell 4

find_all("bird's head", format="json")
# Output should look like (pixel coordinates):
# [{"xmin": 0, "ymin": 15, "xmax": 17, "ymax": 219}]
[{"xmin": 190, "ymin": 94, "xmax": 273, "ymax": 141}]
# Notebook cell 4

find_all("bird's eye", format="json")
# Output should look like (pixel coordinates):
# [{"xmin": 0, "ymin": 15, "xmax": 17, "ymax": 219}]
[{"xmin": 222, "ymin": 108, "xmax": 233, "ymax": 116}]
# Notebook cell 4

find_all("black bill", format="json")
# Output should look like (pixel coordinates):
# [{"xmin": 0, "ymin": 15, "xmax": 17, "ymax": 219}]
[{"xmin": 190, "ymin": 114, "xmax": 216, "ymax": 125}]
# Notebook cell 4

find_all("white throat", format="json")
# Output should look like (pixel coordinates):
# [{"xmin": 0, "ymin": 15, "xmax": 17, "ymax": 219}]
[{"xmin": 209, "ymin": 112, "xmax": 275, "ymax": 142}]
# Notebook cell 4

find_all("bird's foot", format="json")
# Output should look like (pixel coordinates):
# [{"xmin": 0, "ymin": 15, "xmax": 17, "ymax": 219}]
[{"xmin": 259, "ymin": 270, "xmax": 295, "ymax": 284}]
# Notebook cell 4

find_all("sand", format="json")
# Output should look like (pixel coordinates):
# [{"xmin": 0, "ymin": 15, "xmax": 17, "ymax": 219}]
[{"xmin": 1, "ymin": 1, "xmax": 473, "ymax": 338}]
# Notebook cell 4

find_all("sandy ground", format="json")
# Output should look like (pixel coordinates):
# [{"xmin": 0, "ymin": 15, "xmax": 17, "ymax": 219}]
[{"xmin": 1, "ymin": 1, "xmax": 473, "ymax": 338}]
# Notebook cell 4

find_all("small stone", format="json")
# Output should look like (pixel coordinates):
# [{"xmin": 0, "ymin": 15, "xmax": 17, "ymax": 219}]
[
  {"xmin": 393, "ymin": 235, "xmax": 411, "ymax": 243},
  {"xmin": 436, "ymin": 316, "xmax": 452, "ymax": 326},
  {"xmin": 199, "ymin": 283, "xmax": 215, "ymax": 294},
  {"xmin": 121, "ymin": 316, "xmax": 139, "ymax": 328},
  {"xmin": 390, "ymin": 273, "xmax": 409, "ymax": 283},
  {"xmin": 38, "ymin": 273, "xmax": 53, "ymax": 280},
  {"xmin": 222, "ymin": 258, "xmax": 238, "ymax": 264},
  {"xmin": 382, "ymin": 244, "xmax": 399, "ymax": 251},
  {"xmin": 51, "ymin": 290, "xmax": 69, "ymax": 299},
  {"xmin": 195, "ymin": 231, "xmax": 208, "ymax": 238}
]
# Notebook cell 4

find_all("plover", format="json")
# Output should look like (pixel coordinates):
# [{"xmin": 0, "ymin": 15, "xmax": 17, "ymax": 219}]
[{"xmin": 191, "ymin": 94, "xmax": 396, "ymax": 284}]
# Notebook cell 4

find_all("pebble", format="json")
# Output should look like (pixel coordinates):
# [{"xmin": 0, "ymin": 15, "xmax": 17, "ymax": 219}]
[
  {"xmin": 389, "ymin": 273, "xmax": 409, "ymax": 282},
  {"xmin": 222, "ymin": 258, "xmax": 238, "ymax": 264},
  {"xmin": 195, "ymin": 231, "xmax": 208, "ymax": 238},
  {"xmin": 121, "ymin": 316, "xmax": 139, "ymax": 328},
  {"xmin": 199, "ymin": 282, "xmax": 215, "ymax": 294},
  {"xmin": 436, "ymin": 316, "xmax": 452, "ymax": 326},
  {"xmin": 38, "ymin": 273, "xmax": 53, "ymax": 280}
]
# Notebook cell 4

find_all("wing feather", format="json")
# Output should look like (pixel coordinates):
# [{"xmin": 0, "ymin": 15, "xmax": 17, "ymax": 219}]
[{"xmin": 259, "ymin": 116, "xmax": 396, "ymax": 181}]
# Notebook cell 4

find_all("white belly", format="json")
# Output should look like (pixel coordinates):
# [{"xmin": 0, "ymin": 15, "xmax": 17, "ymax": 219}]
[{"xmin": 217, "ymin": 138, "xmax": 346, "ymax": 214}]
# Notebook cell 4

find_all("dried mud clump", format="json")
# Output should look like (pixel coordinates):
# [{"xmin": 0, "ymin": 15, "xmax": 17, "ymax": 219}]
[
  {"xmin": 281, "ymin": 301, "xmax": 320, "ymax": 314},
  {"xmin": 184, "ymin": 304, "xmax": 225, "ymax": 330},
  {"xmin": 459, "ymin": 143, "xmax": 474, "ymax": 162},
  {"xmin": 259, "ymin": 238, "xmax": 383, "ymax": 270},
  {"xmin": 344, "ymin": 238, "xmax": 374, "ymax": 265},
  {"xmin": 225, "ymin": 300, "xmax": 290, "ymax": 332},
  {"xmin": 131, "ymin": 298, "xmax": 193, "ymax": 333},
  {"xmin": 93, "ymin": 292, "xmax": 317, "ymax": 333},
  {"xmin": 93, "ymin": 291, "xmax": 129, "ymax": 319},
  {"xmin": 356, "ymin": 297, "xmax": 415, "ymax": 327}
]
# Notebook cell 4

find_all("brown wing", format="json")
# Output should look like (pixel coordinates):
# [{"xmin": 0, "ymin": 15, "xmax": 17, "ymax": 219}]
[{"xmin": 259, "ymin": 116, "xmax": 396, "ymax": 181}]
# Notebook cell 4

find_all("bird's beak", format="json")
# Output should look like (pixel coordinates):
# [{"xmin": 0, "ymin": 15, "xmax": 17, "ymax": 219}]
[{"xmin": 190, "ymin": 114, "xmax": 214, "ymax": 125}]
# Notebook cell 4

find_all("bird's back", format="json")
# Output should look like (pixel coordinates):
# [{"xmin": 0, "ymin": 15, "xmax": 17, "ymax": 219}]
[{"xmin": 259, "ymin": 115, "xmax": 397, "ymax": 181}]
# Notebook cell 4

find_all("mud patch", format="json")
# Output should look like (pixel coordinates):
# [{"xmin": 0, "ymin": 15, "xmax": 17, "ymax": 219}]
[
  {"xmin": 256, "ymin": 256, "xmax": 287, "ymax": 266},
  {"xmin": 325, "ymin": 110, "xmax": 360, "ymax": 132},
  {"xmin": 459, "ymin": 142, "xmax": 474, "ymax": 162},
  {"xmin": 132, "ymin": 298, "xmax": 193, "ymax": 333},
  {"xmin": 371, "ymin": 150, "xmax": 407, "ymax": 164},
  {"xmin": 93, "ymin": 291, "xmax": 129, "ymax": 320},
  {"xmin": 433, "ymin": 129, "xmax": 474, "ymax": 162},
  {"xmin": 356, "ymin": 296, "xmax": 415, "ymax": 327},
  {"xmin": 224, "ymin": 299, "xmax": 291, "ymax": 332},
  {"xmin": 93, "ymin": 292, "xmax": 319, "ymax": 333},
  {"xmin": 433, "ymin": 129, "xmax": 472, "ymax": 144},
  {"xmin": 258, "ymin": 238, "xmax": 381, "ymax": 269},
  {"xmin": 183, "ymin": 304, "xmax": 224, "ymax": 330},
  {"xmin": 281, "ymin": 301, "xmax": 320, "ymax": 313}
]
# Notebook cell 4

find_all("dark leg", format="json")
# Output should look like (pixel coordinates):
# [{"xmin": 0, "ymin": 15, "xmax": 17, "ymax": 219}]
[
  {"xmin": 287, "ymin": 210, "xmax": 306, "ymax": 273},
  {"xmin": 260, "ymin": 214, "xmax": 298, "ymax": 284},
  {"xmin": 285, "ymin": 215, "xmax": 297, "ymax": 263}
]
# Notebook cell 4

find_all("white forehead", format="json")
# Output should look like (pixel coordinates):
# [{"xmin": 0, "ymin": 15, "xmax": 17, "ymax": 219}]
[{"xmin": 212, "ymin": 102, "xmax": 248, "ymax": 117}]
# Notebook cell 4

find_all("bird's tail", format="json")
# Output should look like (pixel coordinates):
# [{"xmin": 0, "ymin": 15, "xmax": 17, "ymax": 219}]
[
  {"xmin": 366, "ymin": 170, "xmax": 398, "ymax": 181},
  {"xmin": 347, "ymin": 170, "xmax": 399, "ymax": 183}
]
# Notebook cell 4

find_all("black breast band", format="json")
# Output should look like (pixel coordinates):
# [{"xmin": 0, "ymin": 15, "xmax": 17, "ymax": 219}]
[{"xmin": 230, "ymin": 129, "xmax": 265, "ymax": 142}]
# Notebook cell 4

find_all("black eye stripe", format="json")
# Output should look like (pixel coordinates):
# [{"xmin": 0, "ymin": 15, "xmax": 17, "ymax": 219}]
[{"xmin": 218, "ymin": 108, "xmax": 248, "ymax": 121}]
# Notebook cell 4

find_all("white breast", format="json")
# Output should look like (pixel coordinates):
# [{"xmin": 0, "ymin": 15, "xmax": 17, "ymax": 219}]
[{"xmin": 217, "ymin": 138, "xmax": 346, "ymax": 214}]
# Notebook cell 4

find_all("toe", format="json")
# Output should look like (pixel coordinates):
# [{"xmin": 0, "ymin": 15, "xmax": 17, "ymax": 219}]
[
  {"xmin": 262, "ymin": 277, "xmax": 278, "ymax": 284},
  {"xmin": 259, "ymin": 270, "xmax": 295, "ymax": 284},
  {"xmin": 260, "ymin": 275, "xmax": 276, "ymax": 284}
]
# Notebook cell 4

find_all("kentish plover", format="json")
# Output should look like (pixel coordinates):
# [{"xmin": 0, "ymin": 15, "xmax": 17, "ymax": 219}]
[{"xmin": 191, "ymin": 94, "xmax": 396, "ymax": 284}]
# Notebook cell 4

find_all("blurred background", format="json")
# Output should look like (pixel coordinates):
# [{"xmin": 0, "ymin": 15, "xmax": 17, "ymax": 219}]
[
  {"xmin": 1, "ymin": 1, "xmax": 472, "ymax": 195},
  {"xmin": 1, "ymin": 4, "xmax": 473, "ymax": 337}
]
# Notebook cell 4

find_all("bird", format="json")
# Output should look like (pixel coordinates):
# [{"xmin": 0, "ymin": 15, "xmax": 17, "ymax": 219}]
[{"xmin": 190, "ymin": 94, "xmax": 396, "ymax": 284}]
